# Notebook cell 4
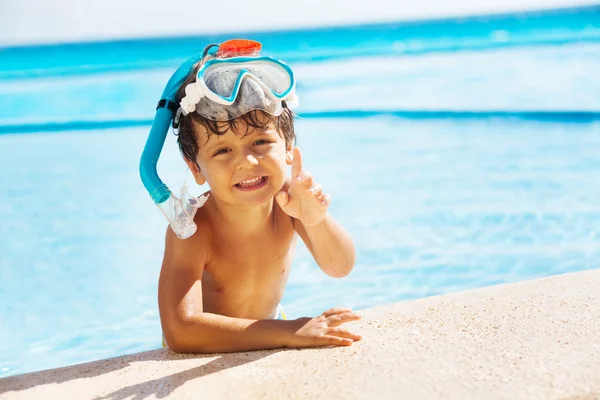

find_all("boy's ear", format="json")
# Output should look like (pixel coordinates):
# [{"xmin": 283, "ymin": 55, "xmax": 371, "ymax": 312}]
[
  {"xmin": 285, "ymin": 144, "xmax": 293, "ymax": 165},
  {"xmin": 184, "ymin": 157, "xmax": 206, "ymax": 185}
]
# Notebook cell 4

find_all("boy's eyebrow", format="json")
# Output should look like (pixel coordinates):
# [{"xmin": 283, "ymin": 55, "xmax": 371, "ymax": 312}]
[
  {"xmin": 203, "ymin": 141, "xmax": 218, "ymax": 152},
  {"xmin": 201, "ymin": 129, "xmax": 276, "ymax": 153},
  {"xmin": 202, "ymin": 136, "xmax": 226, "ymax": 153},
  {"xmin": 253, "ymin": 128, "xmax": 278, "ymax": 136}
]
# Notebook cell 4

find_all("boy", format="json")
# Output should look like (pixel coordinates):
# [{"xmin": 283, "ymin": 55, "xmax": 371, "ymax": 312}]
[{"xmin": 158, "ymin": 40, "xmax": 361, "ymax": 353}]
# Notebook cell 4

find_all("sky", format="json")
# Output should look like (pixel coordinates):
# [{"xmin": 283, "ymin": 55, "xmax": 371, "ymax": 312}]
[{"xmin": 0, "ymin": 0, "xmax": 596, "ymax": 46}]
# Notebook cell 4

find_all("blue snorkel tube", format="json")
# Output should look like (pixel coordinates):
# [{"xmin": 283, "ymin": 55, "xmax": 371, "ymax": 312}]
[{"xmin": 139, "ymin": 52, "xmax": 209, "ymax": 239}]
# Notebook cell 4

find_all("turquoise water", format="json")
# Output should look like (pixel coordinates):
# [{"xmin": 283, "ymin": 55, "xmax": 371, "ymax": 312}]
[{"xmin": 1, "ymin": 6, "xmax": 600, "ymax": 379}]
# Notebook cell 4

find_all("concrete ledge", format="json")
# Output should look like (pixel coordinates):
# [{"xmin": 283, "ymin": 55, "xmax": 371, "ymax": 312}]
[{"xmin": 1, "ymin": 269, "xmax": 599, "ymax": 400}]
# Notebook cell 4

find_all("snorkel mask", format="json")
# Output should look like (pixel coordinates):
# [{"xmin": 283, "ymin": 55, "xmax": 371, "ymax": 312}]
[{"xmin": 139, "ymin": 39, "xmax": 299, "ymax": 239}]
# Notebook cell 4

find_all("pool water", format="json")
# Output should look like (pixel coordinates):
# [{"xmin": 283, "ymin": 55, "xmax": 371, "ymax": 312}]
[{"xmin": 1, "ymin": 7, "xmax": 600, "ymax": 378}]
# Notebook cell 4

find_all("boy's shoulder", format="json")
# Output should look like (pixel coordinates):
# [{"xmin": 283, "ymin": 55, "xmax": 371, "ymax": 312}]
[{"xmin": 163, "ymin": 202, "xmax": 212, "ymax": 271}]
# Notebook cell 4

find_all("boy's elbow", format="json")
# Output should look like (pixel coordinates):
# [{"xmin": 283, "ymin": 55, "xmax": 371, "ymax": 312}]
[
  {"xmin": 165, "ymin": 336, "xmax": 190, "ymax": 354},
  {"xmin": 163, "ymin": 324, "xmax": 192, "ymax": 353},
  {"xmin": 167, "ymin": 340, "xmax": 208, "ymax": 354},
  {"xmin": 330, "ymin": 266, "xmax": 352, "ymax": 278},
  {"xmin": 339, "ymin": 251, "xmax": 356, "ymax": 277},
  {"xmin": 162, "ymin": 316, "xmax": 208, "ymax": 353},
  {"xmin": 323, "ymin": 257, "xmax": 355, "ymax": 278}
]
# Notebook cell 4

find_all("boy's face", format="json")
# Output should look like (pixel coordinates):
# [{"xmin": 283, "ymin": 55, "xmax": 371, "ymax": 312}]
[{"xmin": 186, "ymin": 117, "xmax": 292, "ymax": 207}]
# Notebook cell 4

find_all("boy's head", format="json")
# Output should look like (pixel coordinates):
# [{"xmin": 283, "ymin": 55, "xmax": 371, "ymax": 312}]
[{"xmin": 173, "ymin": 42, "xmax": 298, "ymax": 206}]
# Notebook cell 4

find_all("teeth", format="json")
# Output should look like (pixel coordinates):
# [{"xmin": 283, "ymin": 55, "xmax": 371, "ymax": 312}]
[
  {"xmin": 237, "ymin": 177, "xmax": 264, "ymax": 187},
  {"xmin": 240, "ymin": 177, "xmax": 261, "ymax": 184}
]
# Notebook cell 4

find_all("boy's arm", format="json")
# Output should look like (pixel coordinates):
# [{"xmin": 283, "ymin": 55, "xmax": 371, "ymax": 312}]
[
  {"xmin": 158, "ymin": 226, "xmax": 359, "ymax": 353},
  {"xmin": 294, "ymin": 215, "xmax": 356, "ymax": 278},
  {"xmin": 159, "ymin": 226, "xmax": 286, "ymax": 353},
  {"xmin": 275, "ymin": 147, "xmax": 356, "ymax": 278}
]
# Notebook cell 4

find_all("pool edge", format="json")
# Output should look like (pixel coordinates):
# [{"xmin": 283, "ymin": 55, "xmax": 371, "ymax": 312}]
[{"xmin": 1, "ymin": 267, "xmax": 599, "ymax": 399}]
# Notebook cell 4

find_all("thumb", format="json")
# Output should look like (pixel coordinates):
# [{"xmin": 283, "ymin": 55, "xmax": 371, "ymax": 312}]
[{"xmin": 276, "ymin": 191, "xmax": 289, "ymax": 209}]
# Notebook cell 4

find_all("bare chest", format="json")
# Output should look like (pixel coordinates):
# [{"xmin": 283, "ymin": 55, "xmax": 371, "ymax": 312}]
[{"xmin": 203, "ymin": 224, "xmax": 297, "ymax": 291}]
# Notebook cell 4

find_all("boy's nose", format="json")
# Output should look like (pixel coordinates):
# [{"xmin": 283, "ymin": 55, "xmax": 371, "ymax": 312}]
[{"xmin": 238, "ymin": 153, "xmax": 259, "ymax": 168}]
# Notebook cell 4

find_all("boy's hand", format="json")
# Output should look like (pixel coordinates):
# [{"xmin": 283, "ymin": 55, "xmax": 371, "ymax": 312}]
[
  {"xmin": 276, "ymin": 147, "xmax": 330, "ymax": 227},
  {"xmin": 285, "ymin": 308, "xmax": 362, "ymax": 348}
]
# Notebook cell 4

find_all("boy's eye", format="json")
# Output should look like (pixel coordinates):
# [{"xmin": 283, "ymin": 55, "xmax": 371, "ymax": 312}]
[
  {"xmin": 253, "ymin": 139, "xmax": 271, "ymax": 145},
  {"xmin": 213, "ymin": 148, "xmax": 230, "ymax": 156}
]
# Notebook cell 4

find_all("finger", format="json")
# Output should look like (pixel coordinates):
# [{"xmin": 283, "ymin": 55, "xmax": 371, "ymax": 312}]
[
  {"xmin": 308, "ymin": 184, "xmax": 322, "ymax": 197},
  {"xmin": 327, "ymin": 327, "xmax": 363, "ymax": 341},
  {"xmin": 318, "ymin": 336, "xmax": 354, "ymax": 347},
  {"xmin": 327, "ymin": 312, "xmax": 362, "ymax": 327},
  {"xmin": 294, "ymin": 169, "xmax": 310, "ymax": 183},
  {"xmin": 291, "ymin": 147, "xmax": 303, "ymax": 177},
  {"xmin": 318, "ymin": 193, "xmax": 331, "ymax": 207},
  {"xmin": 321, "ymin": 308, "xmax": 353, "ymax": 318},
  {"xmin": 299, "ymin": 172, "xmax": 313, "ymax": 188},
  {"xmin": 275, "ymin": 191, "xmax": 289, "ymax": 208}
]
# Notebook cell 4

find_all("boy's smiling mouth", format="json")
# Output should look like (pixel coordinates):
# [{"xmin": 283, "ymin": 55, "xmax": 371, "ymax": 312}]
[{"xmin": 234, "ymin": 176, "xmax": 268, "ymax": 191}]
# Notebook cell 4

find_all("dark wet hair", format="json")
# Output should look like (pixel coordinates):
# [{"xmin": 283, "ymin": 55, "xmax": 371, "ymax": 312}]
[{"xmin": 173, "ymin": 60, "xmax": 296, "ymax": 166}]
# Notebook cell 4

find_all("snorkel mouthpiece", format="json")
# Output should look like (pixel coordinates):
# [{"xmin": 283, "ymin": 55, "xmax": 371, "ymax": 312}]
[{"xmin": 139, "ymin": 39, "xmax": 296, "ymax": 239}]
